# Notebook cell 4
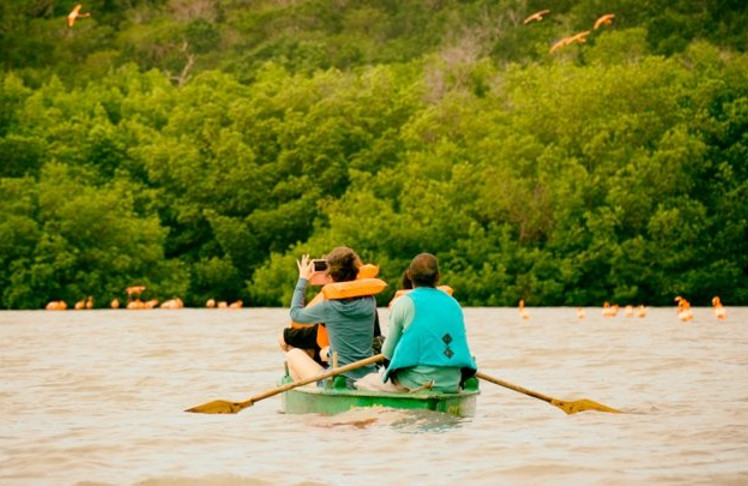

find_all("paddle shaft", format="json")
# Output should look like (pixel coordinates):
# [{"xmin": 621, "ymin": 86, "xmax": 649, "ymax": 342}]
[
  {"xmin": 475, "ymin": 371, "xmax": 621, "ymax": 414},
  {"xmin": 476, "ymin": 371, "xmax": 554, "ymax": 404},
  {"xmin": 240, "ymin": 353, "xmax": 384, "ymax": 406}
]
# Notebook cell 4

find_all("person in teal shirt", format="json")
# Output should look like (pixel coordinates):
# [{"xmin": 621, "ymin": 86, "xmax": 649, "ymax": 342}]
[{"xmin": 356, "ymin": 253, "xmax": 477, "ymax": 393}]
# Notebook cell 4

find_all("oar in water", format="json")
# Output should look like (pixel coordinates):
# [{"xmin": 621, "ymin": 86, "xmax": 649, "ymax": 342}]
[
  {"xmin": 185, "ymin": 353, "xmax": 384, "ymax": 414},
  {"xmin": 476, "ymin": 371, "xmax": 621, "ymax": 414}
]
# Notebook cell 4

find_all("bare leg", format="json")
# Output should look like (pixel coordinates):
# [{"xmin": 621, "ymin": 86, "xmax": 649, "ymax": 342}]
[
  {"xmin": 354, "ymin": 369, "xmax": 407, "ymax": 392},
  {"xmin": 286, "ymin": 348, "xmax": 324, "ymax": 382}
]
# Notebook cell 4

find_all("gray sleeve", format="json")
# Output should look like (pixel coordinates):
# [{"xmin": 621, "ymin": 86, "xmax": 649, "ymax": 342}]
[{"xmin": 290, "ymin": 278, "xmax": 330, "ymax": 324}]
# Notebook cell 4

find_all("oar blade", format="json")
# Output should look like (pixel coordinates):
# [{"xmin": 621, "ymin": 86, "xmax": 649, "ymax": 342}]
[
  {"xmin": 552, "ymin": 398, "xmax": 621, "ymax": 415},
  {"xmin": 185, "ymin": 399, "xmax": 253, "ymax": 414},
  {"xmin": 185, "ymin": 354, "xmax": 383, "ymax": 416}
]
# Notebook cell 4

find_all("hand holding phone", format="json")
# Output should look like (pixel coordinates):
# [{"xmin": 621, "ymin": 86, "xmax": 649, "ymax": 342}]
[{"xmin": 296, "ymin": 254, "xmax": 314, "ymax": 280}]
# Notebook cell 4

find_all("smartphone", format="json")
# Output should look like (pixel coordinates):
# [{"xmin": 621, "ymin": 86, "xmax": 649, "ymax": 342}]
[{"xmin": 312, "ymin": 259, "xmax": 328, "ymax": 272}]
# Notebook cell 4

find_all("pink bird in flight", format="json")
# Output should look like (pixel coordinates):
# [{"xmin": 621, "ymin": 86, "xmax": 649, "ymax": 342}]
[
  {"xmin": 67, "ymin": 4, "xmax": 91, "ymax": 28},
  {"xmin": 524, "ymin": 9, "xmax": 550, "ymax": 24}
]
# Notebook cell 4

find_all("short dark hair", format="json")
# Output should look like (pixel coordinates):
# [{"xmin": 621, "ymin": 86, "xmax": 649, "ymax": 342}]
[
  {"xmin": 407, "ymin": 253, "xmax": 439, "ymax": 287},
  {"xmin": 325, "ymin": 246, "xmax": 362, "ymax": 282},
  {"xmin": 400, "ymin": 270, "xmax": 413, "ymax": 290}
]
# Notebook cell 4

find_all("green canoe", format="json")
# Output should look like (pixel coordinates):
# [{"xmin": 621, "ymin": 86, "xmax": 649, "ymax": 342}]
[{"xmin": 279, "ymin": 374, "xmax": 480, "ymax": 417}]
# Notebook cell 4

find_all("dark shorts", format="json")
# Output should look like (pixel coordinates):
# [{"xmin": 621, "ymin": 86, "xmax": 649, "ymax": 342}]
[{"xmin": 283, "ymin": 324, "xmax": 323, "ymax": 364}]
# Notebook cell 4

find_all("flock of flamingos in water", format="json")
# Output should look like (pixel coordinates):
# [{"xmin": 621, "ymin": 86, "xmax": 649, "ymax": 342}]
[
  {"xmin": 43, "ymin": 288, "xmax": 729, "ymax": 323},
  {"xmin": 518, "ymin": 296, "xmax": 729, "ymax": 322},
  {"xmin": 44, "ymin": 286, "xmax": 241, "ymax": 311}
]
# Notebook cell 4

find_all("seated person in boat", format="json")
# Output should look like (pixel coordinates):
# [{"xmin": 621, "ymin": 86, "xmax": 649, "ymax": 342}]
[
  {"xmin": 285, "ymin": 246, "xmax": 386, "ymax": 387},
  {"xmin": 279, "ymin": 260, "xmax": 385, "ymax": 366},
  {"xmin": 356, "ymin": 253, "xmax": 476, "ymax": 393}
]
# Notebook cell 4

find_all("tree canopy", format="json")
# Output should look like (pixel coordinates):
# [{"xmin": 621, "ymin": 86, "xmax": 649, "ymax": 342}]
[{"xmin": 1, "ymin": 1, "xmax": 747, "ymax": 308}]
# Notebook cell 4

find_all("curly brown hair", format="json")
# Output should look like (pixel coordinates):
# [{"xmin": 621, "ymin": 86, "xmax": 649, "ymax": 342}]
[{"xmin": 325, "ymin": 246, "xmax": 362, "ymax": 282}]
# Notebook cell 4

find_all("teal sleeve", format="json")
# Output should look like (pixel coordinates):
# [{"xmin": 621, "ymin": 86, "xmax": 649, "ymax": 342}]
[{"xmin": 382, "ymin": 297, "xmax": 415, "ymax": 359}]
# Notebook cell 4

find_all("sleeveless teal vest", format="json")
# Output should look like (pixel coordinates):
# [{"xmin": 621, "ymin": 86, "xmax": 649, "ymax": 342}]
[{"xmin": 383, "ymin": 287, "xmax": 477, "ymax": 382}]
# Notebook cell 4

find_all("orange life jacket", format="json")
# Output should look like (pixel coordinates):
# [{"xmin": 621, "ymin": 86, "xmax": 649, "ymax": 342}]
[{"xmin": 290, "ymin": 264, "xmax": 387, "ymax": 348}]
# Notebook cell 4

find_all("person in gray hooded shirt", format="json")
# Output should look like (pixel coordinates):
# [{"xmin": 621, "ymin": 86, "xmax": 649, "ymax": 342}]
[{"xmin": 285, "ymin": 246, "xmax": 377, "ymax": 386}]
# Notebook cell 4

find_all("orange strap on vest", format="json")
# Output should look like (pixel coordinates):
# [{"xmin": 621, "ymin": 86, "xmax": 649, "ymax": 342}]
[{"xmin": 387, "ymin": 285, "xmax": 453, "ymax": 307}]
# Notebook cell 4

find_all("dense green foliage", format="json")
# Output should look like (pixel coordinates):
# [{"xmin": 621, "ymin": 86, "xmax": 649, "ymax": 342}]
[{"xmin": 1, "ymin": 1, "xmax": 747, "ymax": 308}]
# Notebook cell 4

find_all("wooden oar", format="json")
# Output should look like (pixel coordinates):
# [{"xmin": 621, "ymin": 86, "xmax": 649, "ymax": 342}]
[
  {"xmin": 476, "ymin": 371, "xmax": 621, "ymax": 414},
  {"xmin": 185, "ymin": 353, "xmax": 384, "ymax": 414}
]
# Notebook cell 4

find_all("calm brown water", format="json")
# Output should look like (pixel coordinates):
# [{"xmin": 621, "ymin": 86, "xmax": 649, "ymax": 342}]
[{"xmin": 1, "ymin": 307, "xmax": 747, "ymax": 485}]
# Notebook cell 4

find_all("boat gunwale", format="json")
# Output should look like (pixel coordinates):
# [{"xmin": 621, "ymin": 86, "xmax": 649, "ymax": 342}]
[{"xmin": 286, "ymin": 383, "xmax": 480, "ymax": 401}]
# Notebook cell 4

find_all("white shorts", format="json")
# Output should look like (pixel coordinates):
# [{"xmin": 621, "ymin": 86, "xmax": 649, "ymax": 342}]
[{"xmin": 354, "ymin": 369, "xmax": 407, "ymax": 392}]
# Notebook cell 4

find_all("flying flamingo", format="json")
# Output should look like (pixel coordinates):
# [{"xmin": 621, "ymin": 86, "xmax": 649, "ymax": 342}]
[
  {"xmin": 126, "ymin": 286, "xmax": 146, "ymax": 297},
  {"xmin": 67, "ymin": 4, "xmax": 91, "ymax": 28},
  {"xmin": 594, "ymin": 14, "xmax": 615, "ymax": 30},
  {"xmin": 549, "ymin": 32, "xmax": 591, "ymax": 53},
  {"xmin": 549, "ymin": 38, "xmax": 569, "ymax": 53},
  {"xmin": 524, "ymin": 9, "xmax": 550, "ymax": 24},
  {"xmin": 567, "ymin": 30, "xmax": 591, "ymax": 44}
]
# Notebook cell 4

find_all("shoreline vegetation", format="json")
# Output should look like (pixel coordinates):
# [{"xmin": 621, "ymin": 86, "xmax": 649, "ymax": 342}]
[{"xmin": 1, "ymin": 1, "xmax": 747, "ymax": 309}]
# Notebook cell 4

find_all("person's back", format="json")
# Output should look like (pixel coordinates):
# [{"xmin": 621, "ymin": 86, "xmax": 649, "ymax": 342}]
[
  {"xmin": 383, "ymin": 285, "xmax": 475, "ymax": 392},
  {"xmin": 286, "ymin": 246, "xmax": 380, "ymax": 384},
  {"xmin": 359, "ymin": 253, "xmax": 476, "ymax": 393},
  {"xmin": 290, "ymin": 295, "xmax": 376, "ymax": 379}
]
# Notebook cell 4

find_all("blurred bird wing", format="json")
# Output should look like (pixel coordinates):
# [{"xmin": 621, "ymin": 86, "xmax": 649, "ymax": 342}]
[
  {"xmin": 572, "ymin": 30, "xmax": 590, "ymax": 43},
  {"xmin": 67, "ymin": 4, "xmax": 82, "ymax": 26},
  {"xmin": 523, "ymin": 9, "xmax": 550, "ymax": 24},
  {"xmin": 549, "ymin": 39, "xmax": 566, "ymax": 53},
  {"xmin": 594, "ymin": 13, "xmax": 615, "ymax": 29}
]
